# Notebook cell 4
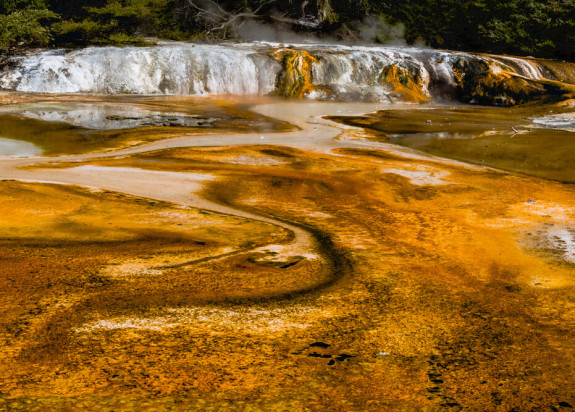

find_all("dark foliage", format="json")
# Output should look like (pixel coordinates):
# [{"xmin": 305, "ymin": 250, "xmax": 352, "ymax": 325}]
[{"xmin": 0, "ymin": 0, "xmax": 573, "ymax": 60}]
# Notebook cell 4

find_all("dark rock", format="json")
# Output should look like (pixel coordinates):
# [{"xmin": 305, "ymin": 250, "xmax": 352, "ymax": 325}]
[{"xmin": 310, "ymin": 341, "xmax": 330, "ymax": 348}]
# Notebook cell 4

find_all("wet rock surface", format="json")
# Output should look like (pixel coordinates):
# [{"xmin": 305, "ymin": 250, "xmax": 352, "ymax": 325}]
[{"xmin": 2, "ymin": 43, "xmax": 575, "ymax": 106}]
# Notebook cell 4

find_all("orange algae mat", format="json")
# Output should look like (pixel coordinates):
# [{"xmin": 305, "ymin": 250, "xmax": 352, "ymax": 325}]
[{"xmin": 0, "ymin": 98, "xmax": 574, "ymax": 410}]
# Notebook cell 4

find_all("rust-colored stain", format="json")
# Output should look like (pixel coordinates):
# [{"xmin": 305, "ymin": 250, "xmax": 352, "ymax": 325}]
[
  {"xmin": 0, "ymin": 96, "xmax": 574, "ymax": 410},
  {"xmin": 379, "ymin": 64, "xmax": 430, "ymax": 103},
  {"xmin": 271, "ymin": 49, "xmax": 328, "ymax": 99}
]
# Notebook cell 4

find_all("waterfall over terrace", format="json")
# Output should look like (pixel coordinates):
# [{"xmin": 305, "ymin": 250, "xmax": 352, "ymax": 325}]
[{"xmin": 0, "ymin": 42, "xmax": 569, "ymax": 104}]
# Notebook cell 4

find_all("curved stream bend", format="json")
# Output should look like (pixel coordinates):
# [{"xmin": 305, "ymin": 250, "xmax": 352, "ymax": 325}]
[{"xmin": 0, "ymin": 101, "xmax": 395, "ymax": 297}]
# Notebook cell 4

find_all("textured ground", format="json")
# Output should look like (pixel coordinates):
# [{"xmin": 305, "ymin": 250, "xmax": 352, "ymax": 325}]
[{"xmin": 0, "ymin": 97, "xmax": 574, "ymax": 411}]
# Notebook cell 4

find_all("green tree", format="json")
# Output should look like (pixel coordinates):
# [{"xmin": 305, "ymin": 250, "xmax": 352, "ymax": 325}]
[
  {"xmin": 0, "ymin": 8, "xmax": 57, "ymax": 51},
  {"xmin": 51, "ymin": 0, "xmax": 182, "ymax": 46},
  {"xmin": 0, "ymin": 0, "xmax": 48, "ymax": 14},
  {"xmin": 0, "ymin": 0, "xmax": 573, "ymax": 60}
]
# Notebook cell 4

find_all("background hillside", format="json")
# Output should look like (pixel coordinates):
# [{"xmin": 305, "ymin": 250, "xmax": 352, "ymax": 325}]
[{"xmin": 1, "ymin": 0, "xmax": 574, "ymax": 60}]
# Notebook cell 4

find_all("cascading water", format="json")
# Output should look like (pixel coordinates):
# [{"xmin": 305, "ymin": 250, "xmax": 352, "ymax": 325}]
[
  {"xmin": 0, "ymin": 44, "xmax": 280, "ymax": 95},
  {"xmin": 489, "ymin": 56, "xmax": 544, "ymax": 80},
  {"xmin": 0, "ymin": 42, "xmax": 570, "ymax": 105}
]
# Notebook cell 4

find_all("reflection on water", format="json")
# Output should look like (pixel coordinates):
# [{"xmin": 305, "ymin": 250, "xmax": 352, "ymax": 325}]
[
  {"xmin": 0, "ymin": 96, "xmax": 292, "ymax": 155},
  {"xmin": 0, "ymin": 137, "xmax": 42, "ymax": 157},
  {"xmin": 8, "ymin": 102, "xmax": 215, "ymax": 130},
  {"xmin": 330, "ymin": 105, "xmax": 575, "ymax": 183}
]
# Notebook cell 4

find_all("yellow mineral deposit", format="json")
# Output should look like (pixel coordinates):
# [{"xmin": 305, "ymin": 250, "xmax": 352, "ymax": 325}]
[
  {"xmin": 271, "ymin": 49, "xmax": 328, "ymax": 99},
  {"xmin": 0, "ymin": 73, "xmax": 574, "ymax": 409},
  {"xmin": 379, "ymin": 64, "xmax": 430, "ymax": 103}
]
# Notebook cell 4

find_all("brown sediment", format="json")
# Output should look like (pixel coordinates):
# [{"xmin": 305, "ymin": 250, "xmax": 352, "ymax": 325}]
[
  {"xmin": 0, "ymin": 98, "xmax": 574, "ymax": 410},
  {"xmin": 533, "ymin": 59, "xmax": 575, "ymax": 85},
  {"xmin": 451, "ymin": 58, "xmax": 575, "ymax": 105}
]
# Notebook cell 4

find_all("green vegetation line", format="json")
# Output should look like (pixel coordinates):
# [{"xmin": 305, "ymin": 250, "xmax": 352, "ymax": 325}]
[{"xmin": 0, "ymin": 0, "xmax": 573, "ymax": 61}]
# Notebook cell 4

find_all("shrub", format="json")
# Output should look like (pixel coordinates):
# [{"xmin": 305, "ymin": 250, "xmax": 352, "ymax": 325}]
[
  {"xmin": 0, "ymin": 8, "xmax": 58, "ymax": 51},
  {"xmin": 51, "ymin": 19, "xmax": 103, "ymax": 46}
]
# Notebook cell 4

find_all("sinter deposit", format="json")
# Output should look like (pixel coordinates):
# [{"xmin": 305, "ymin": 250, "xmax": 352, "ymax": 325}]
[{"xmin": 1, "ymin": 43, "xmax": 574, "ymax": 105}]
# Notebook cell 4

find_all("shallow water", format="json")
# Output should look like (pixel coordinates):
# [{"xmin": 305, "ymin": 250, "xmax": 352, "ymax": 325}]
[
  {"xmin": 0, "ymin": 137, "xmax": 42, "ymax": 156},
  {"xmin": 3, "ymin": 93, "xmax": 575, "ymax": 185},
  {"xmin": 0, "ymin": 95, "xmax": 292, "ymax": 155},
  {"xmin": 330, "ymin": 105, "xmax": 575, "ymax": 183},
  {"xmin": 7, "ymin": 102, "xmax": 218, "ymax": 130}
]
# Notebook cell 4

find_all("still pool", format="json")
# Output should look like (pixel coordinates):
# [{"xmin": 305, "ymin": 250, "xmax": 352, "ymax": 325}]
[{"xmin": 330, "ymin": 105, "xmax": 575, "ymax": 183}]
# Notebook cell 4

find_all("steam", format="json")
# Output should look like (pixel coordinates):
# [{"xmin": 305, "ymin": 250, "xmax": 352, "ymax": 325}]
[
  {"xmin": 235, "ymin": 14, "xmax": 410, "ymax": 47},
  {"xmin": 187, "ymin": 0, "xmax": 416, "ymax": 47},
  {"xmin": 236, "ymin": 20, "xmax": 317, "ymax": 44},
  {"xmin": 353, "ymin": 16, "xmax": 406, "ymax": 46}
]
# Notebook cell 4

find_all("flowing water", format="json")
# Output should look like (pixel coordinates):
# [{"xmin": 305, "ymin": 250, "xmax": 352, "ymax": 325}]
[
  {"xmin": 1, "ymin": 42, "xmax": 570, "ymax": 100},
  {"xmin": 0, "ymin": 42, "xmax": 574, "ymax": 175}
]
